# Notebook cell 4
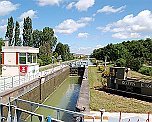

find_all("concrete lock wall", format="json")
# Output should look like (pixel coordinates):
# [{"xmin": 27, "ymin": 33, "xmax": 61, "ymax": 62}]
[{"xmin": 0, "ymin": 66, "xmax": 70, "ymax": 119}]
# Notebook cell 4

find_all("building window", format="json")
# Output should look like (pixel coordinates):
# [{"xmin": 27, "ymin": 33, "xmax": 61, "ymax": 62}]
[
  {"xmin": 27, "ymin": 53, "xmax": 32, "ymax": 63},
  {"xmin": 19, "ymin": 53, "xmax": 26, "ymax": 64},
  {"xmin": 33, "ymin": 54, "xmax": 37, "ymax": 63}
]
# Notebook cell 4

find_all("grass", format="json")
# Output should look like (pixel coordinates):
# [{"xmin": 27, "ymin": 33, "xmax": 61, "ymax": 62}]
[
  {"xmin": 88, "ymin": 66, "xmax": 152, "ymax": 113},
  {"xmin": 129, "ymin": 70, "xmax": 152, "ymax": 81}
]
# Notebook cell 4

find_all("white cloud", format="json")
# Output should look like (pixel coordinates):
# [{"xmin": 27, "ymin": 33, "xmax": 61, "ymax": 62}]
[
  {"xmin": 98, "ymin": 10, "xmax": 152, "ymax": 39},
  {"xmin": 112, "ymin": 32, "xmax": 140, "ymax": 39},
  {"xmin": 71, "ymin": 47, "xmax": 93, "ymax": 55},
  {"xmin": 0, "ymin": 1, "xmax": 19, "ymax": 16},
  {"xmin": 95, "ymin": 44, "xmax": 103, "ymax": 49},
  {"xmin": 0, "ymin": 24, "xmax": 7, "ymax": 33},
  {"xmin": 37, "ymin": 0, "xmax": 62, "ymax": 6},
  {"xmin": 19, "ymin": 10, "xmax": 37, "ymax": 20},
  {"xmin": 71, "ymin": 45, "xmax": 104, "ymax": 55},
  {"xmin": 66, "ymin": 2, "xmax": 75, "ymax": 10},
  {"xmin": 78, "ymin": 32, "xmax": 89, "ymax": 38},
  {"xmin": 75, "ymin": 0, "xmax": 95, "ymax": 11},
  {"xmin": 97, "ymin": 5, "xmax": 126, "ymax": 14},
  {"xmin": 55, "ymin": 17, "xmax": 93, "ymax": 34},
  {"xmin": 0, "ymin": 19, "xmax": 6, "ymax": 25},
  {"xmin": 77, "ymin": 17, "xmax": 94, "ymax": 23}
]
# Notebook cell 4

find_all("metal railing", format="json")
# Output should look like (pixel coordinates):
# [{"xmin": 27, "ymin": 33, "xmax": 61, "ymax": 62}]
[
  {"xmin": 12, "ymin": 98, "xmax": 96, "ymax": 122},
  {"xmin": 0, "ymin": 64, "xmax": 68, "ymax": 93}
]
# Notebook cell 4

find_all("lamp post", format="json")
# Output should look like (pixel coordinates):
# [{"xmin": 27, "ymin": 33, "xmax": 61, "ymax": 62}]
[
  {"xmin": 39, "ymin": 76, "xmax": 45, "ymax": 101},
  {"xmin": 99, "ymin": 109, "xmax": 105, "ymax": 122}
]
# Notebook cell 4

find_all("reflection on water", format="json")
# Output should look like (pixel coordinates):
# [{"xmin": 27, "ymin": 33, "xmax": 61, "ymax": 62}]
[{"xmin": 29, "ymin": 76, "xmax": 81, "ymax": 122}]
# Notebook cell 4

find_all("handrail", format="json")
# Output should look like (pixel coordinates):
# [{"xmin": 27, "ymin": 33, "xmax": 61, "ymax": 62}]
[
  {"xmin": 13, "ymin": 98, "xmax": 95, "ymax": 121},
  {"xmin": 15, "ymin": 98, "xmax": 91, "ymax": 117}
]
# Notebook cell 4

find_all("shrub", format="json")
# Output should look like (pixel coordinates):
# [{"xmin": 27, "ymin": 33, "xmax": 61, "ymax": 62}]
[
  {"xmin": 98, "ymin": 65, "xmax": 105, "ymax": 72},
  {"xmin": 37, "ymin": 59, "xmax": 43, "ymax": 66},
  {"xmin": 115, "ymin": 58, "xmax": 126, "ymax": 67},
  {"xmin": 138, "ymin": 66, "xmax": 152, "ymax": 76}
]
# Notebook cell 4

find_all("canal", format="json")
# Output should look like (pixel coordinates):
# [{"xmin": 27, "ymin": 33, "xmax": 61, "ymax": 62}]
[{"xmin": 28, "ymin": 76, "xmax": 82, "ymax": 122}]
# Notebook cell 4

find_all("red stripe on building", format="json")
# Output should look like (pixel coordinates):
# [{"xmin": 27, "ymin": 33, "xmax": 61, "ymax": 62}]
[
  {"xmin": 2, "ymin": 52, "xmax": 4, "ymax": 64},
  {"xmin": 16, "ymin": 52, "xmax": 19, "ymax": 64}
]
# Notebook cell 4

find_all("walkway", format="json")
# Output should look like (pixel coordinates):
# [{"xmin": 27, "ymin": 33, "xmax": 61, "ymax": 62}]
[
  {"xmin": 84, "ymin": 111, "xmax": 151, "ymax": 122},
  {"xmin": 76, "ymin": 67, "xmax": 90, "ymax": 112}
]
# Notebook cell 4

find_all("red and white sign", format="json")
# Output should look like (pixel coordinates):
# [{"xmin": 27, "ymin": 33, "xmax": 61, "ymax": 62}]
[{"xmin": 20, "ymin": 66, "xmax": 28, "ymax": 73}]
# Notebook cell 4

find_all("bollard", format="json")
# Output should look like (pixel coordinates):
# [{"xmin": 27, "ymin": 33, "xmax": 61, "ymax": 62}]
[{"xmin": 99, "ymin": 109, "xmax": 105, "ymax": 122}]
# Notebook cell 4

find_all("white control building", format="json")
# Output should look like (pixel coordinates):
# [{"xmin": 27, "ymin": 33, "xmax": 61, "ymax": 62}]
[{"xmin": 1, "ymin": 42, "xmax": 39, "ymax": 77}]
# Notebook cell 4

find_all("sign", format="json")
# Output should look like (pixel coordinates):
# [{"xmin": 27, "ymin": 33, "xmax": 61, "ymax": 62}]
[
  {"xmin": 141, "ymin": 83, "xmax": 152, "ymax": 88},
  {"xmin": 122, "ymin": 80, "xmax": 136, "ymax": 86},
  {"xmin": 20, "ymin": 66, "xmax": 28, "ymax": 73}
]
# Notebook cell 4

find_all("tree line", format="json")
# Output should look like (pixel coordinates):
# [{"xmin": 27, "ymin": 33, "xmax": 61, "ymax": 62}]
[
  {"xmin": 3, "ymin": 16, "xmax": 74, "ymax": 66},
  {"xmin": 91, "ymin": 38, "xmax": 152, "ymax": 71}
]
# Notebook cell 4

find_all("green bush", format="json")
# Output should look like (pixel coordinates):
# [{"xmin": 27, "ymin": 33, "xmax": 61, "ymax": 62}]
[
  {"xmin": 115, "ymin": 58, "xmax": 126, "ymax": 67},
  {"xmin": 138, "ymin": 66, "xmax": 152, "ymax": 76},
  {"xmin": 37, "ymin": 59, "xmax": 43, "ymax": 66},
  {"xmin": 98, "ymin": 65, "xmax": 104, "ymax": 72}
]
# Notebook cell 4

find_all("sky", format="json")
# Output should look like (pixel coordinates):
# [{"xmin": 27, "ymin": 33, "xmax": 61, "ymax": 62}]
[{"xmin": 0, "ymin": 0, "xmax": 152, "ymax": 55}]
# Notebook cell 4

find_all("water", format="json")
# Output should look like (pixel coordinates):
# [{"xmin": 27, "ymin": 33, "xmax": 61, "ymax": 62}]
[{"xmin": 28, "ymin": 76, "xmax": 82, "ymax": 122}]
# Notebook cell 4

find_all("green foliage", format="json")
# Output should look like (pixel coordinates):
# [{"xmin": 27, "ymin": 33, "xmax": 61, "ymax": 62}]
[
  {"xmin": 14, "ymin": 21, "xmax": 21, "ymax": 46},
  {"xmin": 5, "ymin": 16, "xmax": 14, "ymax": 46},
  {"xmin": 54, "ymin": 42, "xmax": 72, "ymax": 61},
  {"xmin": 37, "ymin": 59, "xmax": 43, "ymax": 66},
  {"xmin": 32, "ymin": 29, "xmax": 42, "ymax": 48},
  {"xmin": 98, "ymin": 65, "xmax": 104, "ymax": 72},
  {"xmin": 138, "ymin": 66, "xmax": 152, "ymax": 76},
  {"xmin": 116, "ymin": 58, "xmax": 126, "ymax": 67},
  {"xmin": 23, "ymin": 17, "xmax": 33, "ymax": 46},
  {"xmin": 39, "ymin": 44, "xmax": 52, "ymax": 66},
  {"xmin": 91, "ymin": 38, "xmax": 152, "ymax": 71}
]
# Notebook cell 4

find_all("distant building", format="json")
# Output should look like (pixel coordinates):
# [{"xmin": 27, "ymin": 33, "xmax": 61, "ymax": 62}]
[
  {"xmin": 73, "ymin": 54, "xmax": 88, "ymax": 59},
  {"xmin": 1, "ymin": 41, "xmax": 39, "ymax": 77}
]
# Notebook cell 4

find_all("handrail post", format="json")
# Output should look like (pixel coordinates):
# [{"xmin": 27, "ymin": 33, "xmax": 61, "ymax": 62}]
[
  {"xmin": 0, "ymin": 97, "xmax": 2, "ymax": 122},
  {"xmin": 57, "ymin": 110, "xmax": 60, "ymax": 120},
  {"xmin": 119, "ymin": 111, "xmax": 122, "ymax": 122},
  {"xmin": 3, "ymin": 78, "xmax": 5, "ymax": 91},
  {"xmin": 12, "ymin": 76, "xmax": 13, "ymax": 88},
  {"xmin": 99, "ymin": 109, "xmax": 105, "ymax": 122}
]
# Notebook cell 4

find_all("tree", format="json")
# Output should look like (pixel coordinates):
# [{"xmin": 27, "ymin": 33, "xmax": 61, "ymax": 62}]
[
  {"xmin": 23, "ymin": 17, "xmax": 33, "ymax": 46},
  {"xmin": 41, "ymin": 27, "xmax": 57, "ymax": 52},
  {"xmin": 39, "ymin": 44, "xmax": 52, "ymax": 65},
  {"xmin": 54, "ymin": 42, "xmax": 71, "ymax": 61},
  {"xmin": 14, "ymin": 21, "xmax": 21, "ymax": 46},
  {"xmin": 32, "ymin": 29, "xmax": 42, "ymax": 48},
  {"xmin": 115, "ymin": 58, "xmax": 126, "ymax": 67},
  {"xmin": 5, "ymin": 16, "xmax": 14, "ymax": 46}
]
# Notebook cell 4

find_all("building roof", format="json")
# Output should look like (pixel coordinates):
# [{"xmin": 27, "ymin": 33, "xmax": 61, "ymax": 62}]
[{"xmin": 2, "ymin": 46, "xmax": 39, "ymax": 53}]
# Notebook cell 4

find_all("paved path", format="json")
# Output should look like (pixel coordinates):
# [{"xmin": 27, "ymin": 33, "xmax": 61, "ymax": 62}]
[
  {"xmin": 76, "ymin": 67, "xmax": 90, "ymax": 112},
  {"xmin": 84, "ymin": 111, "xmax": 152, "ymax": 122}
]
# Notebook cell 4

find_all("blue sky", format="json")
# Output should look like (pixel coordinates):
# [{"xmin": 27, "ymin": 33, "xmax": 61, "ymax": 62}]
[{"xmin": 0, "ymin": 0, "xmax": 152, "ymax": 54}]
